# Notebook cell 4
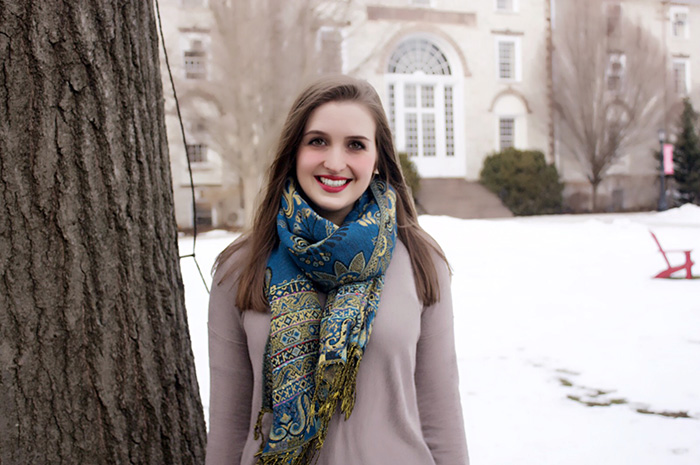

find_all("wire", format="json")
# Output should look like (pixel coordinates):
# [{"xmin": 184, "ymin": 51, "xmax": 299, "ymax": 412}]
[{"xmin": 155, "ymin": 0, "xmax": 210, "ymax": 294}]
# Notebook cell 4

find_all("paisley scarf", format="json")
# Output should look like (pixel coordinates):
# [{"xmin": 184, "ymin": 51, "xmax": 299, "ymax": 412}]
[{"xmin": 255, "ymin": 178, "xmax": 397, "ymax": 464}]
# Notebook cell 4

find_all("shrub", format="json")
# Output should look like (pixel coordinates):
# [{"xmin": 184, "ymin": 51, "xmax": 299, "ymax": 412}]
[
  {"xmin": 480, "ymin": 148, "xmax": 563, "ymax": 215},
  {"xmin": 673, "ymin": 98, "xmax": 700, "ymax": 206},
  {"xmin": 398, "ymin": 152, "xmax": 420, "ymax": 199}
]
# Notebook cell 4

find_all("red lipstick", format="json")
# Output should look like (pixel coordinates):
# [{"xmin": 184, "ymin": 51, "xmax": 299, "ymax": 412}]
[{"xmin": 315, "ymin": 175, "xmax": 350, "ymax": 193}]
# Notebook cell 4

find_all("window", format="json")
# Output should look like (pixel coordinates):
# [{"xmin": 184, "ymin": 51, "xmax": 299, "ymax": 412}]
[
  {"xmin": 499, "ymin": 118, "xmax": 515, "ymax": 150},
  {"xmin": 184, "ymin": 39, "xmax": 207, "ymax": 80},
  {"xmin": 444, "ymin": 86, "xmax": 454, "ymax": 157},
  {"xmin": 319, "ymin": 28, "xmax": 342, "ymax": 74},
  {"xmin": 495, "ymin": 0, "xmax": 518, "ymax": 13},
  {"xmin": 386, "ymin": 38, "xmax": 458, "ymax": 167},
  {"xmin": 606, "ymin": 52, "xmax": 625, "ymax": 92},
  {"xmin": 388, "ymin": 38, "xmax": 451, "ymax": 75},
  {"xmin": 186, "ymin": 144, "xmax": 208, "ymax": 163},
  {"xmin": 670, "ymin": 6, "xmax": 689, "ymax": 39},
  {"xmin": 606, "ymin": 3, "xmax": 622, "ymax": 36},
  {"xmin": 496, "ymin": 37, "xmax": 521, "ymax": 81},
  {"xmin": 195, "ymin": 202, "xmax": 213, "ymax": 227},
  {"xmin": 673, "ymin": 59, "xmax": 690, "ymax": 95}
]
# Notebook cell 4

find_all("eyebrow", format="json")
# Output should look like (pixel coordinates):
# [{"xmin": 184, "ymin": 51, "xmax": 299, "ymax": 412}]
[{"xmin": 303, "ymin": 130, "xmax": 371, "ymax": 141}]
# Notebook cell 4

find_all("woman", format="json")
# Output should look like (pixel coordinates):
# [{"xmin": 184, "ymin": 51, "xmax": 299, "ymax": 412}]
[{"xmin": 206, "ymin": 75, "xmax": 468, "ymax": 465}]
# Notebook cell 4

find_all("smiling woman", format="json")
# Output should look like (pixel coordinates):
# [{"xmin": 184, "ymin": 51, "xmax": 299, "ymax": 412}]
[{"xmin": 206, "ymin": 75, "xmax": 469, "ymax": 465}]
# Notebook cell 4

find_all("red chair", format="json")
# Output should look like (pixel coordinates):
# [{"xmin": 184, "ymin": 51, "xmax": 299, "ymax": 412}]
[{"xmin": 650, "ymin": 231, "xmax": 695, "ymax": 279}]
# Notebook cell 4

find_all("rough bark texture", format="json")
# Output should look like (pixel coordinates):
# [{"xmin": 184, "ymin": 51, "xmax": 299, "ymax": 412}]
[{"xmin": 0, "ymin": 1, "xmax": 206, "ymax": 464}]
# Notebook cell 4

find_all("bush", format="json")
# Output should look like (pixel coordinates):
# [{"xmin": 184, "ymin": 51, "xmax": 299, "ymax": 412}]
[
  {"xmin": 398, "ymin": 152, "xmax": 420, "ymax": 199},
  {"xmin": 480, "ymin": 148, "xmax": 563, "ymax": 215}
]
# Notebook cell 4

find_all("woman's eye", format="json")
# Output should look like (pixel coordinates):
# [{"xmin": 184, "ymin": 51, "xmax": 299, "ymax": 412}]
[
  {"xmin": 348, "ymin": 140, "xmax": 366, "ymax": 151},
  {"xmin": 309, "ymin": 138, "xmax": 326, "ymax": 147}
]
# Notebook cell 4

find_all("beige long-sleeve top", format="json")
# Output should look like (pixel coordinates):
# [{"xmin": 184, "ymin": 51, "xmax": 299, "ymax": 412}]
[{"xmin": 206, "ymin": 240, "xmax": 469, "ymax": 465}]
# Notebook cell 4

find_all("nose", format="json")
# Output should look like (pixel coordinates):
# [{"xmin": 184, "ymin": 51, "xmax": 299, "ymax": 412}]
[{"xmin": 322, "ymin": 145, "xmax": 346, "ymax": 172}]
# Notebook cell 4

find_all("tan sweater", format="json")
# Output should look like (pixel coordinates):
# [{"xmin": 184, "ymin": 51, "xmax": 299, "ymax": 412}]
[{"xmin": 205, "ymin": 240, "xmax": 469, "ymax": 465}]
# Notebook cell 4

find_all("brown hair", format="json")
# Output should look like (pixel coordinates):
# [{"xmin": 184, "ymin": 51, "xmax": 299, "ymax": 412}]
[{"xmin": 214, "ymin": 75, "xmax": 448, "ymax": 311}]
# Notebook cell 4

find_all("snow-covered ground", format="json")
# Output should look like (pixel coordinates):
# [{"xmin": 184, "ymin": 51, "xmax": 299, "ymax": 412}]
[{"xmin": 180, "ymin": 205, "xmax": 700, "ymax": 464}]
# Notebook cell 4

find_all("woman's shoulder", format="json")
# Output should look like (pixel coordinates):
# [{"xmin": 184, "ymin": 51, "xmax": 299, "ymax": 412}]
[{"xmin": 212, "ymin": 234, "xmax": 252, "ymax": 289}]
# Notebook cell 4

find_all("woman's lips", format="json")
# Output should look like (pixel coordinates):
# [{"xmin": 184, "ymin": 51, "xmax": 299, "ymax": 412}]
[{"xmin": 316, "ymin": 175, "xmax": 350, "ymax": 193}]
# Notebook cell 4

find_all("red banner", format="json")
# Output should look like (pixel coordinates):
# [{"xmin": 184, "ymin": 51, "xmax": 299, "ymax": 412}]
[{"xmin": 663, "ymin": 143, "xmax": 674, "ymax": 175}]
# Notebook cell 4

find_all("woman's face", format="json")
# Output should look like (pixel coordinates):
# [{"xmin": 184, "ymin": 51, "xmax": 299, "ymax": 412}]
[{"xmin": 295, "ymin": 101, "xmax": 378, "ymax": 225}]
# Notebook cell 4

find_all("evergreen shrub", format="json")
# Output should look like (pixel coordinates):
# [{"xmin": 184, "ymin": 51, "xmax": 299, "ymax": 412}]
[
  {"xmin": 480, "ymin": 148, "xmax": 563, "ymax": 215},
  {"xmin": 673, "ymin": 98, "xmax": 700, "ymax": 206},
  {"xmin": 398, "ymin": 152, "xmax": 420, "ymax": 199}
]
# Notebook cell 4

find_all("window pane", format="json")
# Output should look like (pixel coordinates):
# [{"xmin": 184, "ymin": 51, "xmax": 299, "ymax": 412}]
[
  {"xmin": 673, "ymin": 13, "xmax": 688, "ymax": 37},
  {"xmin": 422, "ymin": 114, "xmax": 436, "ymax": 157},
  {"xmin": 445, "ymin": 86, "xmax": 454, "ymax": 157},
  {"xmin": 186, "ymin": 144, "xmax": 208, "ymax": 163},
  {"xmin": 421, "ymin": 85, "xmax": 435, "ymax": 108},
  {"xmin": 387, "ymin": 38, "xmax": 451, "ymax": 75},
  {"xmin": 184, "ymin": 39, "xmax": 207, "ymax": 80},
  {"xmin": 405, "ymin": 84, "xmax": 417, "ymax": 108},
  {"xmin": 499, "ymin": 118, "xmax": 515, "ymax": 150},
  {"xmin": 674, "ymin": 62, "xmax": 687, "ymax": 94},
  {"xmin": 498, "ymin": 41, "xmax": 515, "ymax": 79},
  {"xmin": 388, "ymin": 84, "xmax": 396, "ymax": 134},
  {"xmin": 195, "ymin": 203, "xmax": 213, "ymax": 227},
  {"xmin": 405, "ymin": 113, "xmax": 418, "ymax": 157},
  {"xmin": 497, "ymin": 0, "xmax": 514, "ymax": 11}
]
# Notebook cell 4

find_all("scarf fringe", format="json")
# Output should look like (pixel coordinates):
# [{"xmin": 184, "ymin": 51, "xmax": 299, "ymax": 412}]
[
  {"xmin": 256, "ymin": 436, "xmax": 319, "ymax": 465},
  {"xmin": 311, "ymin": 345, "xmax": 364, "ymax": 449}
]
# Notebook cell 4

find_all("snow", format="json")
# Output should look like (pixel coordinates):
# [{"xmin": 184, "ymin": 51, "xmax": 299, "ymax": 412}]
[{"xmin": 179, "ymin": 205, "xmax": 700, "ymax": 464}]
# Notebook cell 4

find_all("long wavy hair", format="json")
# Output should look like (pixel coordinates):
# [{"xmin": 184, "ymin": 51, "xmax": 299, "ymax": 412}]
[{"xmin": 215, "ymin": 75, "xmax": 448, "ymax": 312}]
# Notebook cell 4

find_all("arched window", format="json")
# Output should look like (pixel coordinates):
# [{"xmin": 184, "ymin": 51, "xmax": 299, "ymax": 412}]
[
  {"xmin": 388, "ymin": 39, "xmax": 451, "ymax": 75},
  {"xmin": 386, "ymin": 37, "xmax": 464, "ymax": 177}
]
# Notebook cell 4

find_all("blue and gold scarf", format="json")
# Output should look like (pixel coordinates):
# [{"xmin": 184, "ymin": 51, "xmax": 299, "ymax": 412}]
[{"xmin": 255, "ymin": 178, "xmax": 397, "ymax": 464}]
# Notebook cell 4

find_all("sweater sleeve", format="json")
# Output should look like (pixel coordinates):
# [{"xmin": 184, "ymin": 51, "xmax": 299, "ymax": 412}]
[
  {"xmin": 205, "ymin": 262, "xmax": 254, "ymax": 465},
  {"xmin": 415, "ymin": 259, "xmax": 470, "ymax": 465}
]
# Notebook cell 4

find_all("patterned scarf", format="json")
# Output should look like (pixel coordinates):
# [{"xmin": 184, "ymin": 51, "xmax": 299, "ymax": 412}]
[{"xmin": 255, "ymin": 178, "xmax": 397, "ymax": 464}]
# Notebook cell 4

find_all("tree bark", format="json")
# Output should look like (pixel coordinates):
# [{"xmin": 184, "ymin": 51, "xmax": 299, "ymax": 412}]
[
  {"xmin": 591, "ymin": 181, "xmax": 600, "ymax": 212},
  {"xmin": 0, "ymin": 2, "xmax": 206, "ymax": 464}
]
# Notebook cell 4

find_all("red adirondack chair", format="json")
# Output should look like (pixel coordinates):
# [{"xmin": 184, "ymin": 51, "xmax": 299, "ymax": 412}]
[{"xmin": 650, "ymin": 231, "xmax": 695, "ymax": 279}]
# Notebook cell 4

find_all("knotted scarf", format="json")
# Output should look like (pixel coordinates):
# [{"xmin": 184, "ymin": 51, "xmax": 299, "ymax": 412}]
[{"xmin": 255, "ymin": 178, "xmax": 397, "ymax": 464}]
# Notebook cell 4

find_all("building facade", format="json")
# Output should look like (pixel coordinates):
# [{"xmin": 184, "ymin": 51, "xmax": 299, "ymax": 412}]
[{"xmin": 160, "ymin": 0, "xmax": 700, "ymax": 229}]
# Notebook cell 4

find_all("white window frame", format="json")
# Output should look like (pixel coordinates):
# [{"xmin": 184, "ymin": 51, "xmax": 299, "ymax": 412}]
[
  {"xmin": 673, "ymin": 58, "xmax": 691, "ymax": 95},
  {"xmin": 670, "ymin": 6, "xmax": 690, "ymax": 39},
  {"xmin": 495, "ymin": 0, "xmax": 519, "ymax": 13},
  {"xmin": 495, "ymin": 36, "xmax": 522, "ymax": 82},
  {"xmin": 385, "ymin": 36, "xmax": 466, "ymax": 177}
]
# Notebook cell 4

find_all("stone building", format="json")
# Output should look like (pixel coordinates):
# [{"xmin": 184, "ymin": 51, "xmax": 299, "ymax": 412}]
[{"xmin": 159, "ymin": 0, "xmax": 700, "ymax": 229}]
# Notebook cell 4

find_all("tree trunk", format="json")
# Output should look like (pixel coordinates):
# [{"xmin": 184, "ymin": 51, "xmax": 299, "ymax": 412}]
[
  {"xmin": 242, "ymin": 169, "xmax": 263, "ymax": 228},
  {"xmin": 0, "ymin": 2, "xmax": 206, "ymax": 464},
  {"xmin": 591, "ymin": 180, "xmax": 600, "ymax": 212}
]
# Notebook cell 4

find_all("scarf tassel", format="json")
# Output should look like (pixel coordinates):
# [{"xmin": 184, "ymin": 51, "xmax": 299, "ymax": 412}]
[{"xmin": 311, "ymin": 345, "xmax": 364, "ymax": 449}]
